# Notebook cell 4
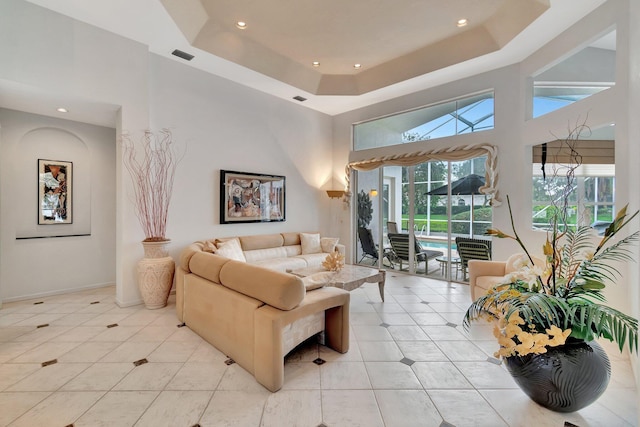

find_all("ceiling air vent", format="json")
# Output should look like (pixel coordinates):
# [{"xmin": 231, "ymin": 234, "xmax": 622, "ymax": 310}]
[
  {"xmin": 171, "ymin": 49, "xmax": 194, "ymax": 61},
  {"xmin": 293, "ymin": 96, "xmax": 307, "ymax": 102}
]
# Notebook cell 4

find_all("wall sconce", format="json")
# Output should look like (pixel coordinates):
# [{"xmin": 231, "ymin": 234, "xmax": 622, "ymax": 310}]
[
  {"xmin": 369, "ymin": 189, "xmax": 378, "ymax": 197},
  {"xmin": 326, "ymin": 190, "xmax": 345, "ymax": 199}
]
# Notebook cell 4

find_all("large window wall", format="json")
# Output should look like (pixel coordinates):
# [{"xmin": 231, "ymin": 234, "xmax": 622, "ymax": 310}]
[{"xmin": 355, "ymin": 156, "xmax": 492, "ymax": 281}]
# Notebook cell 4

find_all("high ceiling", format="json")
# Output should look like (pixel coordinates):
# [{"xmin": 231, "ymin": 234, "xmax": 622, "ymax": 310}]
[
  {"xmin": 13, "ymin": 0, "xmax": 608, "ymax": 119},
  {"xmin": 162, "ymin": 0, "xmax": 549, "ymax": 96}
]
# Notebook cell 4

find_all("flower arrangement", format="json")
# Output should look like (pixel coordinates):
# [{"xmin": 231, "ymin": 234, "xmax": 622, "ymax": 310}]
[
  {"xmin": 464, "ymin": 196, "xmax": 638, "ymax": 358},
  {"xmin": 322, "ymin": 251, "xmax": 345, "ymax": 272},
  {"xmin": 464, "ymin": 121, "xmax": 638, "ymax": 358}
]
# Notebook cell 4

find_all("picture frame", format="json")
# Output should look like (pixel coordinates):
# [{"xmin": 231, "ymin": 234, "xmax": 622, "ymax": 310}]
[
  {"xmin": 38, "ymin": 159, "xmax": 72, "ymax": 224},
  {"xmin": 220, "ymin": 170, "xmax": 285, "ymax": 224}
]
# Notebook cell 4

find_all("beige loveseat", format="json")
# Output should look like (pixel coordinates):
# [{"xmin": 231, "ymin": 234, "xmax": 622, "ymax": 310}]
[
  {"xmin": 176, "ymin": 232, "xmax": 350, "ymax": 392},
  {"xmin": 468, "ymin": 253, "xmax": 544, "ymax": 300}
]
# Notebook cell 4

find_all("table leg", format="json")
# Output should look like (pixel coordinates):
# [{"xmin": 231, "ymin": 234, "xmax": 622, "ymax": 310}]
[{"xmin": 377, "ymin": 270, "xmax": 386, "ymax": 302}]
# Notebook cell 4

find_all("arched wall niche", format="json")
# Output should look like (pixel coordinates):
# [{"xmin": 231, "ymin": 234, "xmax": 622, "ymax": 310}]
[{"xmin": 16, "ymin": 126, "xmax": 91, "ymax": 237}]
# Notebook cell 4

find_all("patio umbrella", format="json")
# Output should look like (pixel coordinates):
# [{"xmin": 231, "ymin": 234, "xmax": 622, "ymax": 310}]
[
  {"xmin": 425, "ymin": 174, "xmax": 485, "ymax": 196},
  {"xmin": 426, "ymin": 174, "xmax": 486, "ymax": 237}
]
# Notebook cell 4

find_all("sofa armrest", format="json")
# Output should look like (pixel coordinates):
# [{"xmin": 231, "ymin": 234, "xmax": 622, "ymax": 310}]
[
  {"xmin": 219, "ymin": 260, "xmax": 305, "ymax": 311},
  {"xmin": 468, "ymin": 259, "xmax": 507, "ymax": 300}
]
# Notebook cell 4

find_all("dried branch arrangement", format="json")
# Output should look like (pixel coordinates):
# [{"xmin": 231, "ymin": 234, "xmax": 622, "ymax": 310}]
[{"xmin": 122, "ymin": 129, "xmax": 184, "ymax": 242}]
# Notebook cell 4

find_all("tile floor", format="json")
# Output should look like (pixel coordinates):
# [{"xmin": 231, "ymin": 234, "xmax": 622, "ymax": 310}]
[{"xmin": 0, "ymin": 274, "xmax": 637, "ymax": 427}]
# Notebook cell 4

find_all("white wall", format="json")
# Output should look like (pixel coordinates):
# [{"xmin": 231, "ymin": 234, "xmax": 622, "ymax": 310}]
[
  {"xmin": 0, "ymin": 0, "xmax": 335, "ymax": 306},
  {"xmin": 147, "ymin": 54, "xmax": 335, "ymax": 261},
  {"xmin": 0, "ymin": 108, "xmax": 116, "ymax": 301}
]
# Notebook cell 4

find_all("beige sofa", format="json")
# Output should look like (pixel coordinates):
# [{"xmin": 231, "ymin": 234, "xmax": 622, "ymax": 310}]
[
  {"xmin": 176, "ymin": 232, "xmax": 350, "ymax": 392},
  {"xmin": 468, "ymin": 253, "xmax": 544, "ymax": 300},
  {"xmin": 211, "ymin": 232, "xmax": 345, "ymax": 272}
]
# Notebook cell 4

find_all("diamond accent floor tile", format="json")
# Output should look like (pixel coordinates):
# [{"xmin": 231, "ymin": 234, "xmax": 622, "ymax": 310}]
[
  {"xmin": 400, "ymin": 357, "xmax": 415, "ymax": 366},
  {"xmin": 0, "ymin": 279, "xmax": 636, "ymax": 426}
]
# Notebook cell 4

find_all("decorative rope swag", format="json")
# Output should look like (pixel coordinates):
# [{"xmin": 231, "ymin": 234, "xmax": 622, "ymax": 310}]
[{"xmin": 343, "ymin": 143, "xmax": 501, "ymax": 207}]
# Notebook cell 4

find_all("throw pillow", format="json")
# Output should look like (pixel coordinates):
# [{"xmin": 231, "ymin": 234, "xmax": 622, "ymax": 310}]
[
  {"xmin": 301, "ymin": 271, "xmax": 335, "ymax": 291},
  {"xmin": 214, "ymin": 238, "xmax": 246, "ymax": 262},
  {"xmin": 320, "ymin": 237, "xmax": 339, "ymax": 253},
  {"xmin": 300, "ymin": 232, "xmax": 322, "ymax": 254},
  {"xmin": 202, "ymin": 241, "xmax": 217, "ymax": 253}
]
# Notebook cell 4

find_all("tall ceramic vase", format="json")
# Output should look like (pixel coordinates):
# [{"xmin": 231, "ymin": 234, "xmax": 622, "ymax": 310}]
[{"xmin": 138, "ymin": 240, "xmax": 175, "ymax": 309}]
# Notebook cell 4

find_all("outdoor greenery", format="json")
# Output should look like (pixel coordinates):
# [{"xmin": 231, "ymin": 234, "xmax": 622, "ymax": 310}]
[
  {"xmin": 357, "ymin": 190, "xmax": 373, "ymax": 228},
  {"xmin": 401, "ymin": 206, "xmax": 492, "ymax": 235},
  {"xmin": 399, "ymin": 157, "xmax": 490, "ymax": 235}
]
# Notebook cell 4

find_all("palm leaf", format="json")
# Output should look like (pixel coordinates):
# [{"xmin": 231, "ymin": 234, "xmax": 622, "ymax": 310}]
[
  {"xmin": 570, "ymin": 303, "xmax": 638, "ymax": 353},
  {"xmin": 507, "ymin": 292, "xmax": 572, "ymax": 330},
  {"xmin": 560, "ymin": 226, "xmax": 596, "ymax": 278},
  {"xmin": 572, "ymin": 231, "xmax": 639, "ymax": 286}
]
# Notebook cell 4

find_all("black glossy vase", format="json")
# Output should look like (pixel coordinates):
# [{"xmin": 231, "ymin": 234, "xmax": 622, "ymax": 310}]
[{"xmin": 503, "ymin": 339, "xmax": 611, "ymax": 413}]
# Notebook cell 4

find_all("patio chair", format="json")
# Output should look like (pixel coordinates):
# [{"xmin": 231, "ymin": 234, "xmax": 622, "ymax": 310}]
[
  {"xmin": 387, "ymin": 221, "xmax": 399, "ymax": 233},
  {"xmin": 387, "ymin": 233, "xmax": 443, "ymax": 274},
  {"xmin": 358, "ymin": 227, "xmax": 395, "ymax": 268},
  {"xmin": 455, "ymin": 237, "xmax": 492, "ymax": 280}
]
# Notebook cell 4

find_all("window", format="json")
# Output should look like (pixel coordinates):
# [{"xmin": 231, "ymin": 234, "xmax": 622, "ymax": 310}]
[
  {"xmin": 353, "ymin": 91, "xmax": 494, "ymax": 150},
  {"xmin": 533, "ymin": 85, "xmax": 611, "ymax": 118},
  {"xmin": 531, "ymin": 31, "xmax": 615, "ymax": 119},
  {"xmin": 532, "ymin": 165, "xmax": 615, "ymax": 231}
]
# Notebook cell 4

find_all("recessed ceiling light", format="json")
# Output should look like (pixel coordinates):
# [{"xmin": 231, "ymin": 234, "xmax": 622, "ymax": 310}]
[
  {"xmin": 236, "ymin": 21, "xmax": 247, "ymax": 29},
  {"xmin": 312, "ymin": 61, "xmax": 320, "ymax": 67},
  {"xmin": 457, "ymin": 18, "xmax": 468, "ymax": 27},
  {"xmin": 354, "ymin": 64, "xmax": 362, "ymax": 69},
  {"xmin": 56, "ymin": 107, "xmax": 68, "ymax": 113}
]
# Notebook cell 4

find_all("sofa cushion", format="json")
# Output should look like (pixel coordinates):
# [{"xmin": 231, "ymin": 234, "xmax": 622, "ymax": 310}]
[
  {"xmin": 215, "ymin": 238, "xmax": 246, "ymax": 262},
  {"xmin": 301, "ymin": 233, "xmax": 322, "ymax": 254},
  {"xmin": 240, "ymin": 234, "xmax": 284, "ymax": 251},
  {"xmin": 295, "ymin": 253, "xmax": 329, "ymax": 268},
  {"xmin": 252, "ymin": 257, "xmax": 307, "ymax": 272},
  {"xmin": 320, "ymin": 237, "xmax": 339, "ymax": 253},
  {"xmin": 282, "ymin": 232, "xmax": 301, "ymax": 246},
  {"xmin": 284, "ymin": 245, "xmax": 302, "ymax": 257},
  {"xmin": 202, "ymin": 240, "xmax": 217, "ymax": 253},
  {"xmin": 219, "ymin": 260, "xmax": 305, "ymax": 310},
  {"xmin": 244, "ymin": 247, "xmax": 289, "ymax": 263}
]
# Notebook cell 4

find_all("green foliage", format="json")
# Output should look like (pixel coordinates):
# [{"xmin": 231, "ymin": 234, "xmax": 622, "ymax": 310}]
[
  {"xmin": 465, "ymin": 202, "xmax": 639, "ymax": 355},
  {"xmin": 357, "ymin": 190, "xmax": 373, "ymax": 228}
]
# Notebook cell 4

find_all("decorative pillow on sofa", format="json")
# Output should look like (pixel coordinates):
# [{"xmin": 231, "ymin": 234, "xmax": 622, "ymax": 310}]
[
  {"xmin": 301, "ymin": 271, "xmax": 335, "ymax": 291},
  {"xmin": 320, "ymin": 237, "xmax": 339, "ymax": 253},
  {"xmin": 214, "ymin": 238, "xmax": 246, "ymax": 262},
  {"xmin": 300, "ymin": 233, "xmax": 322, "ymax": 254},
  {"xmin": 202, "ymin": 241, "xmax": 217, "ymax": 253}
]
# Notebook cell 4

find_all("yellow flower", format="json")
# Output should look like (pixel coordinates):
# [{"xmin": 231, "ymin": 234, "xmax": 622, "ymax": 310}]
[
  {"xmin": 546, "ymin": 325, "xmax": 571, "ymax": 346},
  {"xmin": 504, "ymin": 322, "xmax": 522, "ymax": 338},
  {"xmin": 507, "ymin": 313, "xmax": 525, "ymax": 325}
]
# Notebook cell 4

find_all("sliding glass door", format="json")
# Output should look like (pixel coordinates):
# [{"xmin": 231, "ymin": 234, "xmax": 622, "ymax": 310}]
[{"xmin": 355, "ymin": 155, "xmax": 491, "ymax": 282}]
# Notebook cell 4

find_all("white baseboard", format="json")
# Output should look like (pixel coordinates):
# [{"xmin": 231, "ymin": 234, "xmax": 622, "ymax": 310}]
[{"xmin": 2, "ymin": 282, "xmax": 115, "ymax": 303}]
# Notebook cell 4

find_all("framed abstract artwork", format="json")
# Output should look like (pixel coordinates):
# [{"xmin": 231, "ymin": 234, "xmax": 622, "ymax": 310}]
[
  {"xmin": 38, "ymin": 159, "xmax": 72, "ymax": 224},
  {"xmin": 220, "ymin": 170, "xmax": 285, "ymax": 224}
]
